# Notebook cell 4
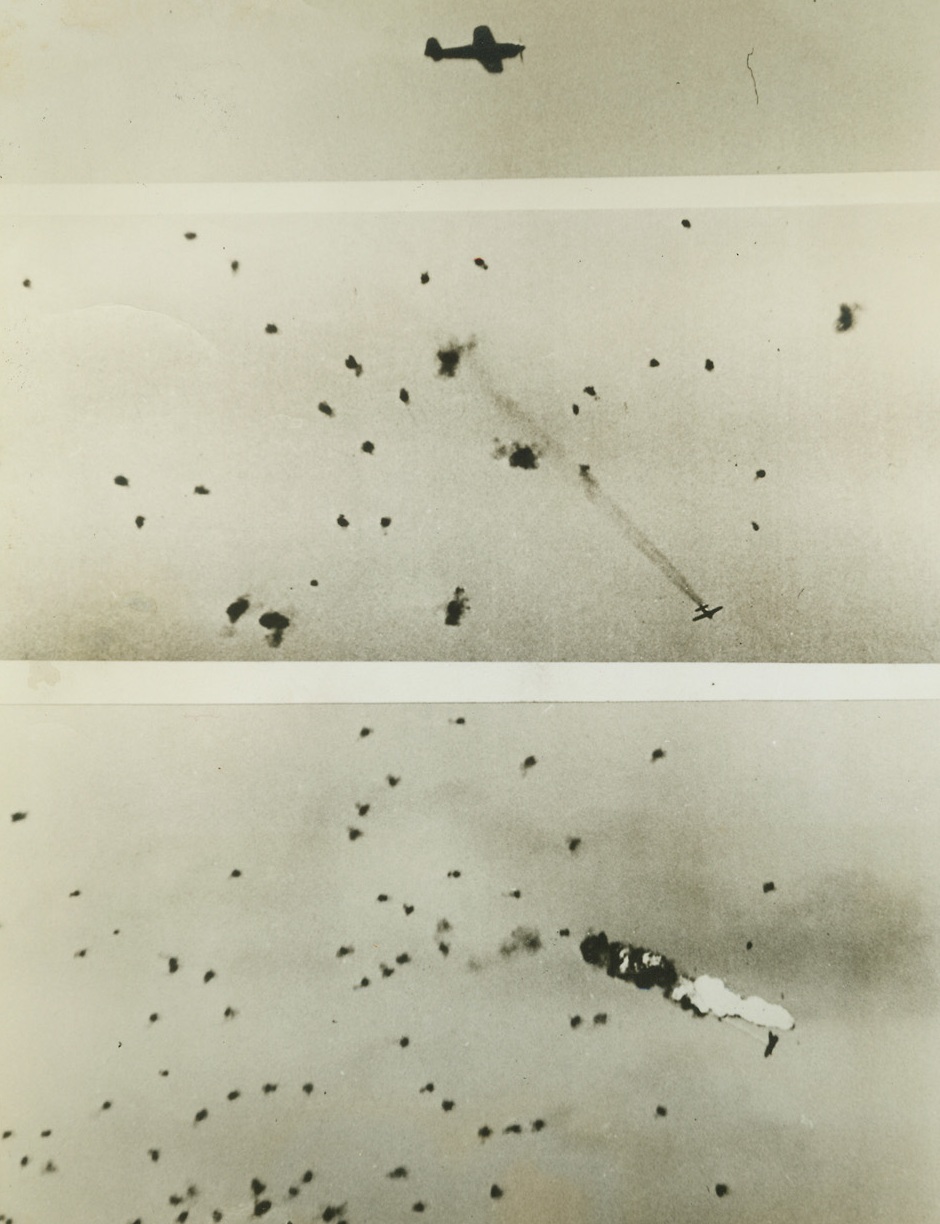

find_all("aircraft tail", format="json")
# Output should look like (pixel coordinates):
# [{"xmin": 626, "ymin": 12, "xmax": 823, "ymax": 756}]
[{"xmin": 424, "ymin": 37, "xmax": 444, "ymax": 61}]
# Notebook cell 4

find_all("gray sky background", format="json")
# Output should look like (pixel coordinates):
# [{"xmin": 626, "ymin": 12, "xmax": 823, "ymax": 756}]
[
  {"xmin": 1, "ymin": 701, "xmax": 938, "ymax": 1223},
  {"xmin": 3, "ymin": 204, "xmax": 939, "ymax": 661},
  {"xmin": 1, "ymin": 0, "xmax": 937, "ymax": 181}
]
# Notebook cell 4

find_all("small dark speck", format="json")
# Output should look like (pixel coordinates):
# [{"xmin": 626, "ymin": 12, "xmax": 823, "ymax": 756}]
[
  {"xmin": 651, "ymin": 748, "xmax": 666, "ymax": 762},
  {"xmin": 474, "ymin": 257, "xmax": 488, "ymax": 269},
  {"xmin": 149, "ymin": 1148, "xmax": 160, "ymax": 1161},
  {"xmin": 337, "ymin": 514, "xmax": 349, "ymax": 528},
  {"xmin": 359, "ymin": 977, "xmax": 370, "ymax": 987},
  {"xmin": 593, "ymin": 1013, "xmax": 607, "ymax": 1026},
  {"xmin": 681, "ymin": 219, "xmax": 691, "ymax": 228},
  {"xmin": 359, "ymin": 726, "xmax": 372, "ymax": 737},
  {"xmin": 253, "ymin": 1202, "xmax": 271, "ymax": 1217},
  {"xmin": 396, "ymin": 953, "xmax": 411, "ymax": 965},
  {"xmin": 583, "ymin": 386, "xmax": 597, "ymax": 398},
  {"xmin": 310, "ymin": 578, "xmax": 319, "ymax": 586},
  {"xmin": 303, "ymin": 1082, "xmax": 314, "ymax": 1094},
  {"xmin": 704, "ymin": 359, "xmax": 714, "ymax": 371},
  {"xmin": 412, "ymin": 1204, "xmax": 425, "ymax": 1214},
  {"xmin": 259, "ymin": 611, "xmax": 290, "ymax": 647},
  {"xmin": 250, "ymin": 1178, "xmax": 266, "ymax": 1197},
  {"xmin": 522, "ymin": 755, "xmax": 537, "ymax": 771},
  {"xmin": 454, "ymin": 716, "xmax": 465, "ymax": 724},
  {"xmin": 835, "ymin": 303, "xmax": 856, "ymax": 332},
  {"xmin": 194, "ymin": 1109, "xmax": 208, "ymax": 1123},
  {"xmin": 503, "ymin": 1123, "xmax": 522, "ymax": 1134},
  {"xmin": 336, "ymin": 945, "xmax": 353, "ymax": 957},
  {"xmin": 422, "ymin": 1083, "xmax": 435, "ymax": 1094},
  {"xmin": 159, "ymin": 1069, "xmax": 170, "ymax": 1076},
  {"xmin": 265, "ymin": 323, "xmax": 278, "ymax": 334},
  {"xmin": 75, "ymin": 947, "xmax": 88, "ymax": 957},
  {"xmin": 649, "ymin": 359, "xmax": 660, "ymax": 368},
  {"xmin": 101, "ymin": 1100, "xmax": 112, "ymax": 1111},
  {"xmin": 303, "ymin": 1170, "xmax": 314, "ymax": 1182},
  {"xmin": 380, "ymin": 516, "xmax": 392, "ymax": 528},
  {"xmin": 193, "ymin": 485, "xmax": 210, "ymax": 495},
  {"xmin": 345, "ymin": 354, "xmax": 363, "ymax": 376},
  {"xmin": 558, "ymin": 928, "xmax": 570, "ymax": 937},
  {"xmin": 388, "ymin": 1167, "xmax": 408, "ymax": 1179},
  {"xmin": 149, "ymin": 1012, "xmax": 159, "ymax": 1023},
  {"xmin": 763, "ymin": 881, "xmax": 776, "ymax": 893},
  {"xmin": 40, "ymin": 1130, "xmax": 51, "ymax": 1138},
  {"xmin": 230, "ymin": 868, "xmax": 242, "ymax": 878},
  {"xmin": 230, "ymin": 261, "xmax": 239, "ymax": 273},
  {"xmin": 387, "ymin": 775, "xmax": 400, "ymax": 787},
  {"xmin": 490, "ymin": 1185, "xmax": 503, "ymax": 1200},
  {"xmin": 361, "ymin": 440, "xmax": 375, "ymax": 454},
  {"xmin": 11, "ymin": 811, "xmax": 27, "ymax": 823},
  {"xmin": 567, "ymin": 837, "xmax": 581, "ymax": 853},
  {"xmin": 572, "ymin": 404, "xmax": 580, "ymax": 415},
  {"xmin": 224, "ymin": 1007, "xmax": 237, "ymax": 1018},
  {"xmin": 751, "ymin": 521, "xmax": 760, "ymax": 531},
  {"xmin": 755, "ymin": 469, "xmax": 766, "ymax": 479},
  {"xmin": 478, "ymin": 1125, "xmax": 491, "ymax": 1138},
  {"xmin": 357, "ymin": 802, "xmax": 370, "ymax": 815},
  {"xmin": 227, "ymin": 1090, "xmax": 240, "ymax": 1101},
  {"xmin": 135, "ymin": 515, "xmax": 145, "ymax": 529},
  {"xmin": 656, "ymin": 1105, "xmax": 668, "ymax": 1117},
  {"xmin": 399, "ymin": 1036, "xmax": 410, "ymax": 1047},
  {"xmin": 746, "ymin": 941, "xmax": 753, "ymax": 950},
  {"xmin": 203, "ymin": 970, "xmax": 216, "ymax": 984},
  {"xmin": 399, "ymin": 388, "xmax": 410, "ymax": 403},
  {"xmin": 447, "ymin": 869, "xmax": 461, "ymax": 878},
  {"xmin": 184, "ymin": 232, "xmax": 197, "ymax": 240},
  {"xmin": 377, "ymin": 893, "xmax": 389, "ymax": 902},
  {"xmin": 226, "ymin": 597, "xmax": 250, "ymax": 624},
  {"xmin": 318, "ymin": 402, "xmax": 334, "ymax": 417},
  {"xmin": 764, "ymin": 1032, "xmax": 779, "ymax": 1058},
  {"xmin": 213, "ymin": 1213, "xmax": 223, "ymax": 1222},
  {"xmin": 508, "ymin": 444, "xmax": 539, "ymax": 470},
  {"xmin": 420, "ymin": 272, "xmax": 430, "ymax": 284},
  {"xmin": 442, "ymin": 1100, "xmax": 455, "ymax": 1112},
  {"xmin": 715, "ymin": 1184, "xmax": 729, "ymax": 1198},
  {"xmin": 168, "ymin": 957, "xmax": 180, "ymax": 974},
  {"xmin": 508, "ymin": 889, "xmax": 521, "ymax": 899},
  {"xmin": 262, "ymin": 1083, "xmax": 277, "ymax": 1094},
  {"xmin": 403, "ymin": 904, "xmax": 414, "ymax": 915},
  {"xmin": 436, "ymin": 346, "xmax": 462, "ymax": 377},
  {"xmin": 348, "ymin": 827, "xmax": 363, "ymax": 841},
  {"xmin": 438, "ymin": 942, "xmax": 450, "ymax": 956},
  {"xmin": 1, "ymin": 1129, "xmax": 12, "ymax": 1138},
  {"xmin": 531, "ymin": 1119, "xmax": 546, "ymax": 1131},
  {"xmin": 570, "ymin": 1015, "xmax": 582, "ymax": 1029},
  {"xmin": 23, "ymin": 278, "xmax": 32, "ymax": 287},
  {"xmin": 445, "ymin": 586, "xmax": 469, "ymax": 626},
  {"xmin": 114, "ymin": 475, "xmax": 129, "ymax": 486},
  {"xmin": 21, "ymin": 1155, "xmax": 29, "ymax": 1166}
]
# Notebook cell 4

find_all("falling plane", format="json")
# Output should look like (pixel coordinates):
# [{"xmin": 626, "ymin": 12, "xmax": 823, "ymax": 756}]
[
  {"xmin": 425, "ymin": 26, "xmax": 525, "ymax": 74},
  {"xmin": 693, "ymin": 603, "xmax": 723, "ymax": 622}
]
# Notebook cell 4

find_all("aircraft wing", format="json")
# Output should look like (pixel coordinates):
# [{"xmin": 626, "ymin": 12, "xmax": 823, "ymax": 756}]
[{"xmin": 479, "ymin": 55, "xmax": 505, "ymax": 73}]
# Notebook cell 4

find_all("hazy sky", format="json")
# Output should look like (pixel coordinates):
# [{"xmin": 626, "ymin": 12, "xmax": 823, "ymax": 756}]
[
  {"xmin": 3, "ymin": 203, "xmax": 939, "ymax": 660},
  {"xmin": 1, "ymin": 701, "xmax": 938, "ymax": 1223},
  {"xmin": 2, "ymin": 0, "xmax": 937, "ymax": 181}
]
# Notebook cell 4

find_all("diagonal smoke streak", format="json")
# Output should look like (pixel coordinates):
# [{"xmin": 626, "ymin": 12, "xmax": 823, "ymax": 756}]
[{"xmin": 468, "ymin": 356, "xmax": 706, "ymax": 606}]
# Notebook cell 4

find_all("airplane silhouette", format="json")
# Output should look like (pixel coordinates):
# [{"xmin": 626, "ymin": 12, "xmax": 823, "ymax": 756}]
[
  {"xmin": 692, "ymin": 603, "xmax": 723, "ymax": 622},
  {"xmin": 425, "ymin": 26, "xmax": 525, "ymax": 74}
]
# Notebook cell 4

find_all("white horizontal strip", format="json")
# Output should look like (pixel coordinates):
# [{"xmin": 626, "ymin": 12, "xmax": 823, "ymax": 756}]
[
  {"xmin": 1, "ymin": 174, "xmax": 938, "ymax": 217},
  {"xmin": 0, "ymin": 663, "xmax": 937, "ymax": 705}
]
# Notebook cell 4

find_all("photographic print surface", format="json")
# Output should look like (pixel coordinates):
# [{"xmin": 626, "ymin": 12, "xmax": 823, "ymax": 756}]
[
  {"xmin": 1, "ymin": 700, "xmax": 938, "ymax": 1223},
  {"xmin": 2, "ymin": 0, "xmax": 937, "ymax": 182},
  {"xmin": 3, "ymin": 203, "xmax": 939, "ymax": 660}
]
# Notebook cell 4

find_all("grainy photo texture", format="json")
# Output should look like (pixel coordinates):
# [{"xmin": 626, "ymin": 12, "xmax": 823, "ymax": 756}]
[
  {"xmin": 3, "ymin": 205, "xmax": 939, "ymax": 660},
  {"xmin": 1, "ymin": 701, "xmax": 938, "ymax": 1223}
]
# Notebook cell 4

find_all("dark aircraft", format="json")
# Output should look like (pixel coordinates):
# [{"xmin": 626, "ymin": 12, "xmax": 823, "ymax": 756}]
[
  {"xmin": 693, "ymin": 603, "xmax": 723, "ymax": 621},
  {"xmin": 425, "ymin": 26, "xmax": 525, "ymax": 73}
]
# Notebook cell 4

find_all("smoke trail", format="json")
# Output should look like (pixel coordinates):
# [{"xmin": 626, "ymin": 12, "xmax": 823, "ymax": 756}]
[{"xmin": 467, "ymin": 355, "xmax": 707, "ymax": 606}]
